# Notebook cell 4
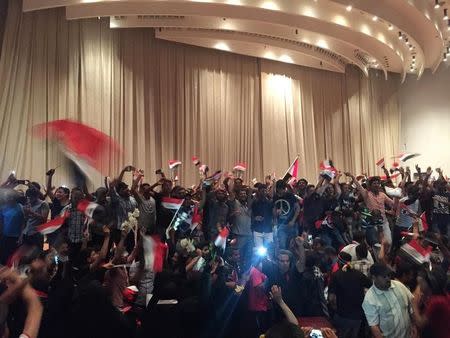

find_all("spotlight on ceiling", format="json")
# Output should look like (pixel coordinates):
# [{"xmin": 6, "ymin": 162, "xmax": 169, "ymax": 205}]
[
  {"xmin": 372, "ymin": 16, "xmax": 378, "ymax": 21},
  {"xmin": 388, "ymin": 24, "xmax": 393, "ymax": 30},
  {"xmin": 398, "ymin": 31, "xmax": 403, "ymax": 40},
  {"xmin": 409, "ymin": 44, "xmax": 413, "ymax": 50},
  {"xmin": 444, "ymin": 8, "xmax": 448, "ymax": 20},
  {"xmin": 346, "ymin": 5, "xmax": 352, "ymax": 12},
  {"xmin": 435, "ymin": 0, "xmax": 441, "ymax": 9}
]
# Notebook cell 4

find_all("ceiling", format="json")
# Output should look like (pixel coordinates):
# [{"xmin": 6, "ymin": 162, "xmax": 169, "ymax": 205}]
[{"xmin": 23, "ymin": 0, "xmax": 450, "ymax": 81}]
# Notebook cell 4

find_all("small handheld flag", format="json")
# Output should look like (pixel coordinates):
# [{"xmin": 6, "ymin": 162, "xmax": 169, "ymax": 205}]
[
  {"xmin": 233, "ymin": 163, "xmax": 247, "ymax": 172},
  {"xmin": 168, "ymin": 160, "xmax": 182, "ymax": 170},
  {"xmin": 376, "ymin": 157, "xmax": 385, "ymax": 168},
  {"xmin": 214, "ymin": 227, "xmax": 230, "ymax": 249}
]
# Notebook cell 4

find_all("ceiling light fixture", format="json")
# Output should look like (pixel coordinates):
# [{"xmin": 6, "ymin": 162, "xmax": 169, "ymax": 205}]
[
  {"xmin": 388, "ymin": 24, "xmax": 393, "ymax": 30},
  {"xmin": 398, "ymin": 31, "xmax": 403, "ymax": 40},
  {"xmin": 409, "ymin": 44, "xmax": 413, "ymax": 50},
  {"xmin": 372, "ymin": 16, "xmax": 378, "ymax": 21},
  {"xmin": 405, "ymin": 37, "xmax": 409, "ymax": 44},
  {"xmin": 444, "ymin": 53, "xmax": 447, "ymax": 61},
  {"xmin": 346, "ymin": 5, "xmax": 352, "ymax": 12},
  {"xmin": 444, "ymin": 8, "xmax": 449, "ymax": 20},
  {"xmin": 435, "ymin": 0, "xmax": 440, "ymax": 9}
]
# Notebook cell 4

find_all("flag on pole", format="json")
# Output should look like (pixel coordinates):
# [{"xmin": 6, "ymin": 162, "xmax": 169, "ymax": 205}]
[
  {"xmin": 161, "ymin": 197, "xmax": 184, "ymax": 210},
  {"xmin": 32, "ymin": 119, "xmax": 122, "ymax": 183},
  {"xmin": 168, "ymin": 160, "xmax": 182, "ymax": 170},
  {"xmin": 37, "ymin": 210, "xmax": 70, "ymax": 235},
  {"xmin": 142, "ymin": 235, "xmax": 168, "ymax": 272},
  {"xmin": 376, "ymin": 157, "xmax": 385, "ymax": 167},
  {"xmin": 283, "ymin": 157, "xmax": 299, "ymax": 181},
  {"xmin": 214, "ymin": 227, "xmax": 230, "ymax": 249}
]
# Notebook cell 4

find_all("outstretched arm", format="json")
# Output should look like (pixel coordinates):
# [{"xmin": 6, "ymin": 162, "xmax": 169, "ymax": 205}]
[{"xmin": 270, "ymin": 285, "xmax": 298, "ymax": 325}]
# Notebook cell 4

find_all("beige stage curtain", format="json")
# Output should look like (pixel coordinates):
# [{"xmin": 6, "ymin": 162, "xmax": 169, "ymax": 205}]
[
  {"xmin": 260, "ymin": 61, "xmax": 401, "ymax": 182},
  {"xmin": 0, "ymin": 0, "xmax": 400, "ymax": 189}
]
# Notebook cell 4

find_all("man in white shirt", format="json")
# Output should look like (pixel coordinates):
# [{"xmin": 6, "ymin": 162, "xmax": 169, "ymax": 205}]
[{"xmin": 362, "ymin": 263, "xmax": 413, "ymax": 338}]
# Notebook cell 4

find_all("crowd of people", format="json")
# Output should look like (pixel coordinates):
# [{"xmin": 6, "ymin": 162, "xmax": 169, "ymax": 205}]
[{"xmin": 0, "ymin": 162, "xmax": 449, "ymax": 338}]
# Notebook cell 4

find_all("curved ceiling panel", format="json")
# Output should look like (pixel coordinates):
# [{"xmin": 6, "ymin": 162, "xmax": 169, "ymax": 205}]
[{"xmin": 22, "ymin": 0, "xmax": 449, "ymax": 79}]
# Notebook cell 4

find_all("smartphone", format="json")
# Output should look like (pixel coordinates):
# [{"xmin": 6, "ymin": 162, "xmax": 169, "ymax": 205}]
[
  {"xmin": 310, "ymin": 329, "xmax": 323, "ymax": 338},
  {"xmin": 308, "ymin": 235, "xmax": 313, "ymax": 244}
]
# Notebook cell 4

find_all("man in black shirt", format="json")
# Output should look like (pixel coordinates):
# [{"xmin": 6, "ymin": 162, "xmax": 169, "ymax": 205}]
[
  {"xmin": 251, "ymin": 183, "xmax": 274, "ymax": 252},
  {"xmin": 328, "ymin": 252, "xmax": 372, "ymax": 338},
  {"xmin": 265, "ymin": 249, "xmax": 304, "ymax": 317},
  {"xmin": 199, "ymin": 187, "xmax": 229, "ymax": 241},
  {"xmin": 273, "ymin": 181, "xmax": 300, "ymax": 249}
]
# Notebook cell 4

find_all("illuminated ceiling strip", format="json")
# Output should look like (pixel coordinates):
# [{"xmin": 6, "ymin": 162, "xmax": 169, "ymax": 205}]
[{"xmin": 110, "ymin": 15, "xmax": 369, "ymax": 75}]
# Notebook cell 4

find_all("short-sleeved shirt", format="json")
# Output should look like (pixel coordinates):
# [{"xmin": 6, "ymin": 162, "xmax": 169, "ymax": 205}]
[
  {"xmin": 138, "ymin": 197, "xmax": 157, "ymax": 231},
  {"xmin": 364, "ymin": 191, "xmax": 393, "ymax": 218},
  {"xmin": 251, "ymin": 197, "xmax": 274, "ymax": 233},
  {"xmin": 362, "ymin": 280, "xmax": 413, "ymax": 338},
  {"xmin": 273, "ymin": 192, "xmax": 298, "ymax": 226},
  {"xmin": 329, "ymin": 268, "xmax": 372, "ymax": 320},
  {"xmin": 23, "ymin": 200, "xmax": 49, "ymax": 236},
  {"xmin": 229, "ymin": 199, "xmax": 252, "ymax": 236},
  {"xmin": 248, "ymin": 267, "xmax": 268, "ymax": 312},
  {"xmin": 0, "ymin": 203, "xmax": 24, "ymax": 237}
]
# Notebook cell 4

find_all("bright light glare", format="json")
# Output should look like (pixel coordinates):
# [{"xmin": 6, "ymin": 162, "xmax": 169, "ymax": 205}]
[
  {"xmin": 214, "ymin": 42, "xmax": 230, "ymax": 51},
  {"xmin": 257, "ymin": 246, "xmax": 267, "ymax": 256}
]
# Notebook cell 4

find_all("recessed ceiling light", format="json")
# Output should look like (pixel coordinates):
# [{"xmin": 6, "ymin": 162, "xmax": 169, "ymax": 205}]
[
  {"xmin": 346, "ymin": 5, "xmax": 352, "ymax": 12},
  {"xmin": 398, "ymin": 31, "xmax": 403, "ymax": 40},
  {"xmin": 435, "ymin": 0, "xmax": 440, "ymax": 9},
  {"xmin": 444, "ymin": 9, "xmax": 448, "ymax": 20},
  {"xmin": 388, "ymin": 24, "xmax": 393, "ymax": 30},
  {"xmin": 214, "ymin": 42, "xmax": 230, "ymax": 51},
  {"xmin": 372, "ymin": 16, "xmax": 378, "ymax": 21},
  {"xmin": 409, "ymin": 45, "xmax": 413, "ymax": 50}
]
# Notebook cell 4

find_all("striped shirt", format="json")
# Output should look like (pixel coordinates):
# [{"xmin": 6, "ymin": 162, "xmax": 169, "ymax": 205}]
[{"xmin": 362, "ymin": 280, "xmax": 413, "ymax": 338}]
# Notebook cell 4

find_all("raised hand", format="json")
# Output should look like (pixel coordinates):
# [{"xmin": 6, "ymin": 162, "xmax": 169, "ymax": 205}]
[{"xmin": 269, "ymin": 285, "xmax": 283, "ymax": 305}]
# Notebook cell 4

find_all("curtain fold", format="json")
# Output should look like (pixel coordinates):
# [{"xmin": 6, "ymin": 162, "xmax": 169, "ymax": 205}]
[{"xmin": 0, "ymin": 0, "xmax": 400, "ymax": 187}]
